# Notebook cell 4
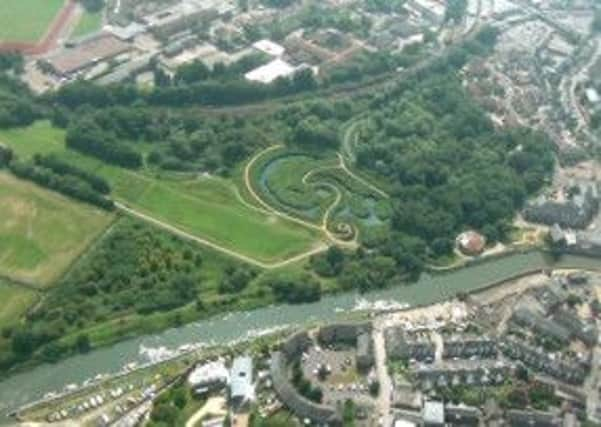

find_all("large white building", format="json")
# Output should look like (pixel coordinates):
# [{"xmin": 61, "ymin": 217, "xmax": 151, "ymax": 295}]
[
  {"xmin": 230, "ymin": 355, "xmax": 254, "ymax": 409},
  {"xmin": 188, "ymin": 359, "xmax": 230, "ymax": 387},
  {"xmin": 244, "ymin": 58, "xmax": 297, "ymax": 84}
]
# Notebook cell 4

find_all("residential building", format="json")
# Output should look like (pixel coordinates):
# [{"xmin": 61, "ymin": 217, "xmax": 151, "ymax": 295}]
[{"xmin": 423, "ymin": 401, "xmax": 445, "ymax": 427}]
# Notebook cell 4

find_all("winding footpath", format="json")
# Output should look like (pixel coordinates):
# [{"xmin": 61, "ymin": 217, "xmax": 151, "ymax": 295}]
[
  {"xmin": 243, "ymin": 145, "xmax": 359, "ymax": 249},
  {"xmin": 117, "ymin": 142, "xmax": 391, "ymax": 268}
]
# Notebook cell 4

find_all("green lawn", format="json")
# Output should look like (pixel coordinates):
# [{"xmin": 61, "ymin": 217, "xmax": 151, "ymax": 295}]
[
  {"xmin": 0, "ymin": 0, "xmax": 65, "ymax": 42},
  {"xmin": 0, "ymin": 172, "xmax": 114, "ymax": 287},
  {"xmin": 0, "ymin": 122, "xmax": 322, "ymax": 264},
  {"xmin": 0, "ymin": 281, "xmax": 37, "ymax": 330},
  {"xmin": 71, "ymin": 9, "xmax": 103, "ymax": 39},
  {"xmin": 132, "ymin": 178, "xmax": 319, "ymax": 262},
  {"xmin": 0, "ymin": 121, "xmax": 66, "ymax": 159}
]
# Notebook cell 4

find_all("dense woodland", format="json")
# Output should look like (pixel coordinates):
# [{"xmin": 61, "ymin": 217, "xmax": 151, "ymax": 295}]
[{"xmin": 0, "ymin": 219, "xmax": 321, "ymax": 371}]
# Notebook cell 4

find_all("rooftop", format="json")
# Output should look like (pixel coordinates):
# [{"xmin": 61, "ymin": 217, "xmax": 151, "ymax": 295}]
[
  {"xmin": 423, "ymin": 400, "xmax": 445, "ymax": 424},
  {"xmin": 230, "ymin": 355, "xmax": 253, "ymax": 402},
  {"xmin": 253, "ymin": 39, "xmax": 286, "ymax": 57},
  {"xmin": 245, "ymin": 58, "xmax": 297, "ymax": 84},
  {"xmin": 46, "ymin": 33, "xmax": 131, "ymax": 76}
]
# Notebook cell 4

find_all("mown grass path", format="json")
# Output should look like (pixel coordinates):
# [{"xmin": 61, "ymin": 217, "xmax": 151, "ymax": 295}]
[{"xmin": 116, "ymin": 202, "xmax": 328, "ymax": 269}]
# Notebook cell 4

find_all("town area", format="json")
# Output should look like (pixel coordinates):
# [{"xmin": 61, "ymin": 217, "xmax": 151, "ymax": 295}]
[
  {"xmin": 12, "ymin": 267, "xmax": 601, "ymax": 427},
  {"xmin": 2, "ymin": 0, "xmax": 601, "ymax": 425}
]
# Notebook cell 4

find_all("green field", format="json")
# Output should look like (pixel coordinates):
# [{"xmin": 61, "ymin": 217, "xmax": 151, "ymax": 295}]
[
  {"xmin": 0, "ymin": 121, "xmax": 66, "ymax": 158},
  {"xmin": 132, "ymin": 178, "xmax": 319, "ymax": 262},
  {"xmin": 71, "ymin": 9, "xmax": 103, "ymax": 39},
  {"xmin": 0, "ymin": 0, "xmax": 65, "ymax": 42},
  {"xmin": 0, "ymin": 122, "xmax": 322, "ymax": 263},
  {"xmin": 0, "ymin": 172, "xmax": 114, "ymax": 286},
  {"xmin": 0, "ymin": 281, "xmax": 37, "ymax": 330}
]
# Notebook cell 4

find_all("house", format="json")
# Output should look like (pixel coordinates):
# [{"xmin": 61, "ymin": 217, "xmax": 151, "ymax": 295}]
[
  {"xmin": 506, "ymin": 409, "xmax": 561, "ymax": 427},
  {"xmin": 318, "ymin": 322, "xmax": 371, "ymax": 347},
  {"xmin": 500, "ymin": 339, "xmax": 588, "ymax": 385},
  {"xmin": 442, "ymin": 336, "xmax": 497, "ymax": 359},
  {"xmin": 523, "ymin": 183, "xmax": 600, "ymax": 229},
  {"xmin": 456, "ymin": 231, "xmax": 486, "ymax": 256},
  {"xmin": 405, "ymin": 0, "xmax": 446, "ymax": 24},
  {"xmin": 270, "ymin": 351, "xmax": 341, "ymax": 425},
  {"xmin": 385, "ymin": 327, "xmax": 435, "ymax": 362},
  {"xmin": 281, "ymin": 331, "xmax": 312, "ymax": 359},
  {"xmin": 230, "ymin": 355, "xmax": 254, "ymax": 409},
  {"xmin": 143, "ymin": 0, "xmax": 234, "ymax": 39},
  {"xmin": 188, "ymin": 359, "xmax": 229, "ymax": 388},
  {"xmin": 510, "ymin": 308, "xmax": 571, "ymax": 345},
  {"xmin": 552, "ymin": 308, "xmax": 598, "ymax": 346},
  {"xmin": 585, "ymin": 88, "xmax": 600, "ymax": 104},
  {"xmin": 252, "ymin": 39, "xmax": 285, "ymax": 57},
  {"xmin": 356, "ymin": 332, "xmax": 375, "ymax": 371},
  {"xmin": 423, "ymin": 401, "xmax": 445, "ymax": 427},
  {"xmin": 532, "ymin": 285, "xmax": 568, "ymax": 315},
  {"xmin": 445, "ymin": 404, "xmax": 481, "ymax": 426},
  {"xmin": 415, "ymin": 364, "xmax": 509, "ymax": 390}
]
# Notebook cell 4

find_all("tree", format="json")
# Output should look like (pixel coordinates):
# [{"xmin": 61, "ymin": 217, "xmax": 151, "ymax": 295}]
[
  {"xmin": 11, "ymin": 330, "xmax": 37, "ymax": 357},
  {"xmin": 171, "ymin": 386, "xmax": 188, "ymax": 409},
  {"xmin": 446, "ymin": 0, "xmax": 468, "ymax": 23},
  {"xmin": 0, "ymin": 144, "xmax": 13, "ymax": 167},
  {"xmin": 75, "ymin": 334, "xmax": 91, "ymax": 353},
  {"xmin": 369, "ymin": 380, "xmax": 380, "ymax": 397},
  {"xmin": 343, "ymin": 399, "xmax": 356, "ymax": 427},
  {"xmin": 79, "ymin": 0, "xmax": 104, "ymax": 13},
  {"xmin": 431, "ymin": 237, "xmax": 453, "ymax": 257}
]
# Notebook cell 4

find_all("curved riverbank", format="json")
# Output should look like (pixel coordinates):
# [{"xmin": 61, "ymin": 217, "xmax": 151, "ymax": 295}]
[{"xmin": 1, "ymin": 251, "xmax": 599, "ymax": 424}]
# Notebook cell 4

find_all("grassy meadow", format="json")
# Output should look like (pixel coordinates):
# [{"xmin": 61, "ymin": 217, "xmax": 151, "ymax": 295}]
[
  {"xmin": 0, "ymin": 0, "xmax": 65, "ymax": 42},
  {"xmin": 0, "ymin": 122, "xmax": 322, "ymax": 263},
  {"xmin": 0, "ymin": 172, "xmax": 114, "ymax": 286}
]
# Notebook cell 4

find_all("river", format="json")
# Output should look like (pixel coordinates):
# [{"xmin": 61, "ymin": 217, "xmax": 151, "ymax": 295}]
[{"xmin": 0, "ymin": 251, "xmax": 599, "ymax": 422}]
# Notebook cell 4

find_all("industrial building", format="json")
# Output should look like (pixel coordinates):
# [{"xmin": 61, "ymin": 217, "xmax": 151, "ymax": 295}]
[
  {"xmin": 229, "ymin": 355, "xmax": 254, "ymax": 410},
  {"xmin": 43, "ymin": 33, "xmax": 132, "ymax": 78}
]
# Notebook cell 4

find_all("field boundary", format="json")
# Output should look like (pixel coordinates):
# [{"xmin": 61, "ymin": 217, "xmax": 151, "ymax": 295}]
[{"xmin": 0, "ymin": 0, "xmax": 77, "ymax": 55}]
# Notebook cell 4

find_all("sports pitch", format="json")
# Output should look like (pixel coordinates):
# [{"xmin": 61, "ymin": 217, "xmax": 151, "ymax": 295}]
[{"xmin": 0, "ymin": 0, "xmax": 66, "ymax": 42}]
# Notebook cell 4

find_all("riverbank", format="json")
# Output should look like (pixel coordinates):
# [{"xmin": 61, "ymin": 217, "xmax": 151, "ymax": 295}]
[{"xmin": 1, "ymin": 251, "xmax": 600, "ymax": 424}]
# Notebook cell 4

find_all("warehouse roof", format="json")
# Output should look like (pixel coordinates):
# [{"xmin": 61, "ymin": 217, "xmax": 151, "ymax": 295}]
[{"xmin": 245, "ymin": 58, "xmax": 296, "ymax": 84}]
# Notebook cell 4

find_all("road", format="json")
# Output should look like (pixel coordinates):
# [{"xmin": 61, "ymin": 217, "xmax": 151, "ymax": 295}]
[
  {"xmin": 585, "ymin": 334, "xmax": 601, "ymax": 422},
  {"xmin": 372, "ymin": 322, "xmax": 393, "ymax": 427},
  {"xmin": 568, "ymin": 38, "xmax": 601, "ymax": 133},
  {"xmin": 185, "ymin": 397, "xmax": 226, "ymax": 427}
]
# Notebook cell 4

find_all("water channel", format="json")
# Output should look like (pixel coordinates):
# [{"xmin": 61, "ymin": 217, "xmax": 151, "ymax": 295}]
[{"xmin": 0, "ymin": 251, "xmax": 599, "ymax": 422}]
